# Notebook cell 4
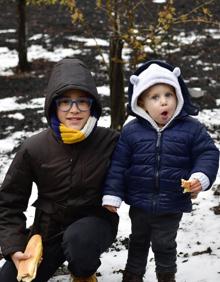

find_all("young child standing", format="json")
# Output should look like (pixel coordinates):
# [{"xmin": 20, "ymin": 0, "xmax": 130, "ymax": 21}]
[{"xmin": 102, "ymin": 60, "xmax": 219, "ymax": 282}]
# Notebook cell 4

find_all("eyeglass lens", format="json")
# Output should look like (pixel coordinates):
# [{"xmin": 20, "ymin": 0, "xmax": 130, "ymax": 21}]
[{"xmin": 56, "ymin": 97, "xmax": 92, "ymax": 112}]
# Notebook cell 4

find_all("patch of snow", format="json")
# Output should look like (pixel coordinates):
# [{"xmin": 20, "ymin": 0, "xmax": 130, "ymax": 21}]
[
  {"xmin": 7, "ymin": 113, "xmax": 25, "ymax": 120},
  {"xmin": 97, "ymin": 86, "xmax": 110, "ymax": 96},
  {"xmin": 0, "ymin": 29, "xmax": 16, "ymax": 34}
]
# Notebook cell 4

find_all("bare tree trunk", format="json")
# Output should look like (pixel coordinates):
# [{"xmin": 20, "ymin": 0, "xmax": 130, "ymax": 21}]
[
  {"xmin": 109, "ymin": 36, "xmax": 125, "ymax": 130},
  {"xmin": 17, "ymin": 0, "xmax": 30, "ymax": 72}
]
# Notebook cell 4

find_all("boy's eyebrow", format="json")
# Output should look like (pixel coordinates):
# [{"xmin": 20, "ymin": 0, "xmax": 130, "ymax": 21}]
[{"xmin": 60, "ymin": 95, "xmax": 88, "ymax": 99}]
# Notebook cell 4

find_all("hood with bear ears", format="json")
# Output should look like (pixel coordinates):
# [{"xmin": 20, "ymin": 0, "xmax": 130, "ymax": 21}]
[
  {"xmin": 44, "ymin": 58, "xmax": 102, "ymax": 126},
  {"xmin": 127, "ymin": 60, "xmax": 199, "ymax": 118}
]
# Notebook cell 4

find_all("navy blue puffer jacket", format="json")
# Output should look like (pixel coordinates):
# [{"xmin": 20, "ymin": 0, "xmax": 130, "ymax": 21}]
[{"xmin": 103, "ymin": 114, "xmax": 219, "ymax": 214}]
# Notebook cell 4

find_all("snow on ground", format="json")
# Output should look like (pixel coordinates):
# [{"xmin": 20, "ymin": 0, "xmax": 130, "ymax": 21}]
[
  {"xmin": 0, "ymin": 95, "xmax": 219, "ymax": 282},
  {"xmin": 1, "ymin": 27, "xmax": 220, "ymax": 76},
  {"xmin": 0, "ymin": 29, "xmax": 220, "ymax": 281}
]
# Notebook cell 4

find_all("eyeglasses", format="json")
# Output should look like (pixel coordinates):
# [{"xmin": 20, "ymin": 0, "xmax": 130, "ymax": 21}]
[{"xmin": 55, "ymin": 97, "xmax": 93, "ymax": 112}]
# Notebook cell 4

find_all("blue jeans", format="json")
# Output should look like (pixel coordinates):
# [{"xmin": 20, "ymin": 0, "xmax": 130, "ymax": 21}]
[
  {"xmin": 125, "ymin": 207, "xmax": 182, "ymax": 276},
  {"xmin": 0, "ymin": 215, "xmax": 118, "ymax": 282}
]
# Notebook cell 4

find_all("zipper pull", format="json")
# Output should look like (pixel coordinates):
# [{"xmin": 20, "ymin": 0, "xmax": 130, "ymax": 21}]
[{"xmin": 156, "ymin": 131, "xmax": 161, "ymax": 148}]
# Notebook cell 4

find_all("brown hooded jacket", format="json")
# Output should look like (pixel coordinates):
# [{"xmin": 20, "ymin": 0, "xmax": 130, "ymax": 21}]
[{"xmin": 0, "ymin": 58, "xmax": 119, "ymax": 258}]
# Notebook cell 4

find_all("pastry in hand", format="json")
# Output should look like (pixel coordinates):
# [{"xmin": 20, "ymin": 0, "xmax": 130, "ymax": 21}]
[
  {"xmin": 17, "ymin": 234, "xmax": 43, "ymax": 282},
  {"xmin": 181, "ymin": 179, "xmax": 191, "ymax": 193}
]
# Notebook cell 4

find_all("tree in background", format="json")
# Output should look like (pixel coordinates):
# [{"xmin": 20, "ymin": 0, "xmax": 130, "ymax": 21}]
[
  {"xmin": 17, "ymin": 0, "xmax": 67, "ymax": 72},
  {"xmin": 63, "ymin": 0, "xmax": 219, "ymax": 129},
  {"xmin": 19, "ymin": 0, "xmax": 219, "ymax": 129},
  {"xmin": 17, "ymin": 0, "xmax": 30, "ymax": 71}
]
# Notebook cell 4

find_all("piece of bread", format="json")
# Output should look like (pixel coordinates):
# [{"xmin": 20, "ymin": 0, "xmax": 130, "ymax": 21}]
[
  {"xmin": 17, "ymin": 234, "xmax": 43, "ymax": 282},
  {"xmin": 181, "ymin": 179, "xmax": 191, "ymax": 193}
]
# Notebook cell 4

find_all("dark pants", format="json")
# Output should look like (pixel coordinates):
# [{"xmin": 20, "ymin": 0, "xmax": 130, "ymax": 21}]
[
  {"xmin": 125, "ymin": 207, "xmax": 182, "ymax": 276},
  {"xmin": 0, "ymin": 216, "xmax": 117, "ymax": 282}
]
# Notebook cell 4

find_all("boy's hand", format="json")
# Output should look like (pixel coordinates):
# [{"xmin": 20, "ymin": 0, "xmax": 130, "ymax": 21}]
[
  {"xmin": 103, "ymin": 205, "xmax": 118, "ymax": 213},
  {"xmin": 11, "ymin": 251, "xmax": 30, "ymax": 270}
]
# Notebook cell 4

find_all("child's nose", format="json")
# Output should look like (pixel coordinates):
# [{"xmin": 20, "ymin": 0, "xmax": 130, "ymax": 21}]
[
  {"xmin": 70, "ymin": 102, "xmax": 79, "ymax": 112},
  {"xmin": 160, "ymin": 97, "xmax": 167, "ymax": 105}
]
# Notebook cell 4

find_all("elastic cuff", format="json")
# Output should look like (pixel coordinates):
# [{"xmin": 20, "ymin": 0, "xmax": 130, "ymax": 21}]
[
  {"xmin": 190, "ymin": 172, "xmax": 210, "ymax": 191},
  {"xmin": 102, "ymin": 195, "xmax": 122, "ymax": 208}
]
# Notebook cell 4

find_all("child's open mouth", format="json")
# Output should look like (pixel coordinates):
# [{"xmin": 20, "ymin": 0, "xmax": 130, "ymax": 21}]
[{"xmin": 161, "ymin": 111, "xmax": 168, "ymax": 116}]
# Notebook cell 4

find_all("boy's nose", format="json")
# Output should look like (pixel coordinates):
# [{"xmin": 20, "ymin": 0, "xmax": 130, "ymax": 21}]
[{"xmin": 70, "ymin": 102, "xmax": 79, "ymax": 112}]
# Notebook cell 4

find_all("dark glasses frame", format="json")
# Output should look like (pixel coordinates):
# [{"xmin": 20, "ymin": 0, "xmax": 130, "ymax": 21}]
[{"xmin": 55, "ymin": 97, "xmax": 93, "ymax": 112}]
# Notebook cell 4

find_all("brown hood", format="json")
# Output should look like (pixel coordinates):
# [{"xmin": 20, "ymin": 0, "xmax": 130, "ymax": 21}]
[{"xmin": 44, "ymin": 58, "xmax": 102, "ymax": 125}]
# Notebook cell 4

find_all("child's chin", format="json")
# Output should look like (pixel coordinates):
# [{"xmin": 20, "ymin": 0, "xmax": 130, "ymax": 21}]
[{"xmin": 67, "ymin": 123, "xmax": 82, "ymax": 130}]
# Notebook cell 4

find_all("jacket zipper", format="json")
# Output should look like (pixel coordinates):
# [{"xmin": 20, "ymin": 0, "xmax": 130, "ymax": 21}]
[
  {"xmin": 153, "ymin": 130, "xmax": 162, "ymax": 212},
  {"xmin": 155, "ymin": 130, "xmax": 162, "ymax": 190}
]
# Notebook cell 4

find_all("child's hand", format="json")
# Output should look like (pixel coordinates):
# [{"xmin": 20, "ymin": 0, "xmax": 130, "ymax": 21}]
[
  {"xmin": 11, "ymin": 251, "xmax": 31, "ymax": 271},
  {"xmin": 103, "ymin": 205, "xmax": 118, "ymax": 213},
  {"xmin": 189, "ymin": 178, "xmax": 202, "ymax": 199},
  {"xmin": 189, "ymin": 178, "xmax": 202, "ymax": 192},
  {"xmin": 181, "ymin": 178, "xmax": 202, "ymax": 199}
]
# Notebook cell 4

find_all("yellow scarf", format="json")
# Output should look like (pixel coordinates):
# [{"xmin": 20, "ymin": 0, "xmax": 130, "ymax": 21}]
[{"xmin": 59, "ymin": 116, "xmax": 97, "ymax": 144}]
